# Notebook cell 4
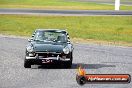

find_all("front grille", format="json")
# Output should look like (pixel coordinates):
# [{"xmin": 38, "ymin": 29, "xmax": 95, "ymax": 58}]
[{"xmin": 36, "ymin": 52, "xmax": 62, "ymax": 58}]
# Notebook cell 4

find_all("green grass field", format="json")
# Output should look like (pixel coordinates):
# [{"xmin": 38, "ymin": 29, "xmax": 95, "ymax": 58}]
[
  {"xmin": 0, "ymin": 0, "xmax": 132, "ymax": 10},
  {"xmin": 0, "ymin": 15, "xmax": 132, "ymax": 45}
]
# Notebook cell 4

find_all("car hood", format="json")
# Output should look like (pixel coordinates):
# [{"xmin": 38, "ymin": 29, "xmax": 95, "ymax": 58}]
[{"xmin": 32, "ymin": 42, "xmax": 67, "ymax": 53}]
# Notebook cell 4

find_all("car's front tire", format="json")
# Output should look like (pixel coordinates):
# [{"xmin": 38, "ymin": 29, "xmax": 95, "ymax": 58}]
[
  {"xmin": 65, "ymin": 60, "xmax": 72, "ymax": 68},
  {"xmin": 64, "ymin": 52, "xmax": 73, "ymax": 68},
  {"xmin": 24, "ymin": 59, "xmax": 31, "ymax": 68}
]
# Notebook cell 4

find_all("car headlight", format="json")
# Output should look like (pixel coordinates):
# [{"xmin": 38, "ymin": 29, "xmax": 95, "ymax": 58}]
[
  {"xmin": 63, "ymin": 47, "xmax": 70, "ymax": 54},
  {"xmin": 27, "ymin": 46, "xmax": 34, "ymax": 52}
]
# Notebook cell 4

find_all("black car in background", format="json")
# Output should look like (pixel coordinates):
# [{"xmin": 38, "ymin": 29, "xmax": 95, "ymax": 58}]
[{"xmin": 24, "ymin": 29, "xmax": 74, "ymax": 68}]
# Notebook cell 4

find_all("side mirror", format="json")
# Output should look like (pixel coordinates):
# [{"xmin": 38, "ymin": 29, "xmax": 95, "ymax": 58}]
[{"xmin": 28, "ymin": 38, "xmax": 33, "ymax": 42}]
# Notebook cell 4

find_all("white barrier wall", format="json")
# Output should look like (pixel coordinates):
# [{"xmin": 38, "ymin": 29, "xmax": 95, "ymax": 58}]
[{"xmin": 115, "ymin": 0, "xmax": 120, "ymax": 10}]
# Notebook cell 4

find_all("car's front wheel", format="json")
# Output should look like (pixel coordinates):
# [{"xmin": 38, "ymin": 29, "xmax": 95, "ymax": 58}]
[
  {"xmin": 65, "ymin": 60, "xmax": 72, "ymax": 68},
  {"xmin": 64, "ymin": 53, "xmax": 73, "ymax": 68},
  {"xmin": 24, "ymin": 59, "xmax": 31, "ymax": 68}
]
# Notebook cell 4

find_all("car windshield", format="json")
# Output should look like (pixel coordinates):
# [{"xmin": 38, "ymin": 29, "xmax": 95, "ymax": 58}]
[{"xmin": 34, "ymin": 31, "xmax": 67, "ymax": 43}]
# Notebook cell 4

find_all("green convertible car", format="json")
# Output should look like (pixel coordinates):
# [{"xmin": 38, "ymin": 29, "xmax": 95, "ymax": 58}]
[{"xmin": 24, "ymin": 29, "xmax": 74, "ymax": 68}]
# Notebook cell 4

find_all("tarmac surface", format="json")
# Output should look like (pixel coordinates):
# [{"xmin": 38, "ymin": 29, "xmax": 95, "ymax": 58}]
[
  {"xmin": 0, "ymin": 36, "xmax": 132, "ymax": 88},
  {"xmin": 0, "ymin": 8, "xmax": 132, "ymax": 16}
]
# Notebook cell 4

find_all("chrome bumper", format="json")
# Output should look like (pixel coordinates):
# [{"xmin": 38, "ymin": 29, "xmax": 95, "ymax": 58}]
[{"xmin": 25, "ymin": 56, "xmax": 70, "ymax": 61}]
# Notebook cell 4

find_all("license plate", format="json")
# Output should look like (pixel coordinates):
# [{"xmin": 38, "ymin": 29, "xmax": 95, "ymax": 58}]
[{"xmin": 42, "ymin": 59, "xmax": 52, "ymax": 63}]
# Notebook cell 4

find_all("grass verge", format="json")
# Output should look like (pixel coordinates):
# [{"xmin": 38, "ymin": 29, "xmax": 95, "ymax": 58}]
[
  {"xmin": 0, "ymin": 15, "xmax": 132, "ymax": 46},
  {"xmin": 0, "ymin": 0, "xmax": 132, "ymax": 10}
]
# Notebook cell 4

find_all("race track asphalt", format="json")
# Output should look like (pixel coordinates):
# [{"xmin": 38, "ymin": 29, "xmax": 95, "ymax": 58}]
[
  {"xmin": 0, "ymin": 35, "xmax": 132, "ymax": 88},
  {"xmin": 0, "ymin": 8, "xmax": 132, "ymax": 16}
]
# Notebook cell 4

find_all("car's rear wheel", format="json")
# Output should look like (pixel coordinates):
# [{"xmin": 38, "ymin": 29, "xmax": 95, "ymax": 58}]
[{"xmin": 24, "ymin": 59, "xmax": 31, "ymax": 68}]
